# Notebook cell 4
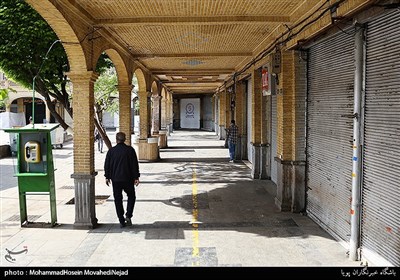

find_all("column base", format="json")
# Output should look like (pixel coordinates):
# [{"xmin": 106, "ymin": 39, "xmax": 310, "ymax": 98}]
[
  {"xmin": 234, "ymin": 137, "xmax": 242, "ymax": 160},
  {"xmin": 218, "ymin": 125, "xmax": 226, "ymax": 140},
  {"xmin": 275, "ymin": 159, "xmax": 306, "ymax": 212},
  {"xmin": 71, "ymin": 172, "xmax": 98, "ymax": 229},
  {"xmin": 138, "ymin": 137, "xmax": 160, "ymax": 162},
  {"xmin": 158, "ymin": 130, "xmax": 168, "ymax": 148},
  {"xmin": 168, "ymin": 124, "xmax": 173, "ymax": 135},
  {"xmin": 260, "ymin": 144, "xmax": 270, "ymax": 180},
  {"xmin": 251, "ymin": 143, "xmax": 261, "ymax": 179}
]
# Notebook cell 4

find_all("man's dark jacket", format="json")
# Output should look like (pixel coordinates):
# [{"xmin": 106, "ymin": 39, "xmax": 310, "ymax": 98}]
[{"xmin": 104, "ymin": 143, "xmax": 140, "ymax": 182}]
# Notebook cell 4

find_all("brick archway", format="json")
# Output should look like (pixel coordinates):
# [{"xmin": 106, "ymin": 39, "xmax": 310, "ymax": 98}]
[{"xmin": 26, "ymin": 0, "xmax": 87, "ymax": 73}]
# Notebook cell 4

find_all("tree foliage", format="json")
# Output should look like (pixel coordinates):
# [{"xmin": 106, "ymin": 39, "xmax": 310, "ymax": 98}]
[
  {"xmin": 0, "ymin": 0, "xmax": 71, "ymax": 128},
  {"xmin": 0, "ymin": 88, "xmax": 9, "ymax": 110},
  {"xmin": 0, "ymin": 0, "xmax": 111, "ymax": 131},
  {"xmin": 94, "ymin": 68, "xmax": 119, "ymax": 117},
  {"xmin": 93, "ymin": 66, "xmax": 118, "ymax": 150}
]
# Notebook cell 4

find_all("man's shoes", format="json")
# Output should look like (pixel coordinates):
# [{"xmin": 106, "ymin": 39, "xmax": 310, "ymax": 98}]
[
  {"xmin": 229, "ymin": 160, "xmax": 234, "ymax": 163},
  {"xmin": 119, "ymin": 222, "xmax": 126, "ymax": 228},
  {"xmin": 125, "ymin": 217, "xmax": 132, "ymax": 226}
]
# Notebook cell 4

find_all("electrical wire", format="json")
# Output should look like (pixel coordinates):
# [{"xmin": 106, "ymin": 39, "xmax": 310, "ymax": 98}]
[{"xmin": 219, "ymin": 0, "xmax": 348, "ymax": 91}]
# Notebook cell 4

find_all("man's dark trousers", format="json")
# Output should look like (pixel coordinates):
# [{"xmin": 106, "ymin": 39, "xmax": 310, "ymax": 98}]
[{"xmin": 112, "ymin": 181, "xmax": 136, "ymax": 224}]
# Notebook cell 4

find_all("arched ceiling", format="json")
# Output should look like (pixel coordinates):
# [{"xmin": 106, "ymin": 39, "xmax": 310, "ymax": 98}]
[{"xmin": 40, "ymin": 0, "xmax": 374, "ymax": 95}]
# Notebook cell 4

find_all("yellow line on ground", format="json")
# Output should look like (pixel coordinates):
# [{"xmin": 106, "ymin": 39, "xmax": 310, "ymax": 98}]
[{"xmin": 191, "ymin": 167, "xmax": 200, "ymax": 266}]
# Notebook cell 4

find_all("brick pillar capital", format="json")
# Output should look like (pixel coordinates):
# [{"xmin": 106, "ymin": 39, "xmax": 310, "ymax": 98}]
[
  {"xmin": 117, "ymin": 84, "xmax": 133, "ymax": 92},
  {"xmin": 152, "ymin": 94, "xmax": 161, "ymax": 99},
  {"xmin": 67, "ymin": 71, "xmax": 98, "ymax": 84}
]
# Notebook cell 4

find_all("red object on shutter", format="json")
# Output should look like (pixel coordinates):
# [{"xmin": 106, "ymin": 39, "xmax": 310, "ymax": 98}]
[{"xmin": 262, "ymin": 68, "xmax": 269, "ymax": 93}]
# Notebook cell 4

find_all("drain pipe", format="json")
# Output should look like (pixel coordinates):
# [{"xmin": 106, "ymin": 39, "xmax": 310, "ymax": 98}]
[{"xmin": 349, "ymin": 25, "xmax": 365, "ymax": 261}]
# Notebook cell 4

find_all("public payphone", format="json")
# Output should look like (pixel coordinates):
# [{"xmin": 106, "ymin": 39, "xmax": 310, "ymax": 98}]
[
  {"xmin": 25, "ymin": 141, "xmax": 41, "ymax": 163},
  {"xmin": 4, "ymin": 123, "xmax": 59, "ymax": 226}
]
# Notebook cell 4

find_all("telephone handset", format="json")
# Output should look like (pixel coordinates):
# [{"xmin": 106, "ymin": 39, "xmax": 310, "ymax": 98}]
[{"xmin": 24, "ymin": 141, "xmax": 41, "ymax": 163}]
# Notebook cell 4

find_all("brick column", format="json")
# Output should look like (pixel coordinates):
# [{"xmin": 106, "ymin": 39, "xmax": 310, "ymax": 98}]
[
  {"xmin": 68, "ymin": 71, "xmax": 98, "ymax": 228},
  {"xmin": 275, "ymin": 50, "xmax": 307, "ymax": 212},
  {"xmin": 136, "ymin": 91, "xmax": 159, "ymax": 161},
  {"xmin": 118, "ymin": 85, "xmax": 133, "ymax": 145},
  {"xmin": 161, "ymin": 94, "xmax": 167, "ymax": 129},
  {"xmin": 260, "ymin": 91, "xmax": 271, "ymax": 179},
  {"xmin": 132, "ymin": 97, "xmax": 138, "ymax": 134},
  {"xmin": 138, "ymin": 91, "xmax": 149, "ymax": 140},
  {"xmin": 151, "ymin": 94, "xmax": 161, "ymax": 135},
  {"xmin": 211, "ymin": 95, "xmax": 215, "ymax": 132},
  {"xmin": 251, "ymin": 68, "xmax": 263, "ymax": 179},
  {"xmin": 226, "ymin": 90, "xmax": 232, "ymax": 126},
  {"xmin": 167, "ymin": 92, "xmax": 173, "ymax": 134},
  {"xmin": 218, "ymin": 91, "xmax": 227, "ymax": 139},
  {"xmin": 234, "ymin": 81, "xmax": 246, "ymax": 160}
]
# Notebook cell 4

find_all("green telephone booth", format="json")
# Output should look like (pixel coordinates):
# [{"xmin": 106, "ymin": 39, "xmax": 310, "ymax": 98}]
[{"xmin": 4, "ymin": 123, "xmax": 59, "ymax": 227}]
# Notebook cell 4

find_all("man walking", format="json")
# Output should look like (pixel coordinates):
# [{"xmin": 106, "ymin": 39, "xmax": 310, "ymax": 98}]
[
  {"xmin": 104, "ymin": 132, "xmax": 140, "ymax": 228},
  {"xmin": 226, "ymin": 120, "xmax": 239, "ymax": 162}
]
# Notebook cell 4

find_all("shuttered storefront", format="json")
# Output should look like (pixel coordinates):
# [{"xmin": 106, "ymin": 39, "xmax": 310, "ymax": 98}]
[
  {"xmin": 361, "ymin": 10, "xmax": 400, "ymax": 266},
  {"xmin": 307, "ymin": 30, "xmax": 355, "ymax": 242},
  {"xmin": 271, "ymin": 95, "xmax": 278, "ymax": 184}
]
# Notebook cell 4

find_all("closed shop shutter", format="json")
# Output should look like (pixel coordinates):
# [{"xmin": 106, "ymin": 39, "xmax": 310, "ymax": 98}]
[
  {"xmin": 307, "ymin": 30, "xmax": 355, "ymax": 243},
  {"xmin": 271, "ymin": 95, "xmax": 278, "ymax": 184},
  {"xmin": 362, "ymin": 9, "xmax": 400, "ymax": 266}
]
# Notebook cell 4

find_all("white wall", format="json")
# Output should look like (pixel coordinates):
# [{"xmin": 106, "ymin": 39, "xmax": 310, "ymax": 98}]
[{"xmin": 180, "ymin": 98, "xmax": 200, "ymax": 129}]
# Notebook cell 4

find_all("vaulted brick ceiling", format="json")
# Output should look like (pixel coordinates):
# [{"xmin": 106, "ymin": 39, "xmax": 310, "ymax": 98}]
[{"xmin": 56, "ymin": 0, "xmax": 371, "ymax": 95}]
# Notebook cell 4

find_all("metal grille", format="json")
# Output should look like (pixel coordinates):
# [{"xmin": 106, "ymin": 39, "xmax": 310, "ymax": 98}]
[
  {"xmin": 361, "ymin": 9, "xmax": 400, "ymax": 266},
  {"xmin": 271, "ymin": 95, "xmax": 278, "ymax": 184},
  {"xmin": 306, "ymin": 29, "xmax": 355, "ymax": 243}
]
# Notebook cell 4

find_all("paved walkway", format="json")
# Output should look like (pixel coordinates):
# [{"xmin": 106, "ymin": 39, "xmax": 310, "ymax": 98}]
[{"xmin": 0, "ymin": 130, "xmax": 362, "ymax": 267}]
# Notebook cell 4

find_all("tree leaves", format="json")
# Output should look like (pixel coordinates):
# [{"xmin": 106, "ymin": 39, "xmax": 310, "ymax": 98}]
[{"xmin": 0, "ymin": 0, "xmax": 110, "ymax": 130}]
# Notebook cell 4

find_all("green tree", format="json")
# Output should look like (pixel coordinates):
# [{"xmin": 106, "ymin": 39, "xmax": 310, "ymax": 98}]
[
  {"xmin": 0, "ymin": 0, "xmax": 111, "ymax": 131},
  {"xmin": 0, "ymin": 0, "xmax": 71, "ymax": 129},
  {"xmin": 0, "ymin": 88, "xmax": 9, "ymax": 111},
  {"xmin": 94, "ymin": 66, "xmax": 119, "ymax": 150}
]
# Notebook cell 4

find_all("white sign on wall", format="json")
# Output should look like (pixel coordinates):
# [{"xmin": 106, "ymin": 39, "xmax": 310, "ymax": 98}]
[{"xmin": 180, "ymin": 98, "xmax": 200, "ymax": 129}]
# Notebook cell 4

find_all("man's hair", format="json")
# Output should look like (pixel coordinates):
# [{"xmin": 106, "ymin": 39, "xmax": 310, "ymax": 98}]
[
  {"xmin": 116, "ymin": 132, "xmax": 126, "ymax": 143},
  {"xmin": 231, "ymin": 120, "xmax": 235, "ymax": 124}
]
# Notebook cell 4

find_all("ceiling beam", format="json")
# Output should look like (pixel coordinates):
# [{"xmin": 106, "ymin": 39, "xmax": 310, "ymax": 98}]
[
  {"xmin": 63, "ymin": 0, "xmax": 96, "ymax": 24},
  {"xmin": 169, "ymin": 86, "xmax": 219, "ymax": 90},
  {"xmin": 152, "ymin": 69, "xmax": 235, "ymax": 75},
  {"xmin": 162, "ymin": 81, "xmax": 226, "ymax": 89},
  {"xmin": 173, "ymin": 91, "xmax": 215, "ymax": 94},
  {"xmin": 162, "ymin": 80, "xmax": 222, "ymax": 84},
  {"xmin": 62, "ymin": 0, "xmax": 153, "ymax": 75},
  {"xmin": 138, "ymin": 52, "xmax": 252, "ymax": 58},
  {"xmin": 95, "ymin": 15, "xmax": 291, "ymax": 26}
]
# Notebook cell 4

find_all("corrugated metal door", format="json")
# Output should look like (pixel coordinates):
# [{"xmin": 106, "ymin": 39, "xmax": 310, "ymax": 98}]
[
  {"xmin": 247, "ymin": 79, "xmax": 253, "ymax": 163},
  {"xmin": 271, "ymin": 95, "xmax": 278, "ymax": 184},
  {"xmin": 362, "ymin": 10, "xmax": 400, "ymax": 266},
  {"xmin": 307, "ymin": 30, "xmax": 355, "ymax": 243}
]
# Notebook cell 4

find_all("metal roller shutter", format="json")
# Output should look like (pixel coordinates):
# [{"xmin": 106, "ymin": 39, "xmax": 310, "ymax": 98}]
[
  {"xmin": 362, "ymin": 10, "xmax": 400, "ymax": 266},
  {"xmin": 271, "ymin": 95, "xmax": 278, "ymax": 184},
  {"xmin": 307, "ymin": 30, "xmax": 355, "ymax": 243}
]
